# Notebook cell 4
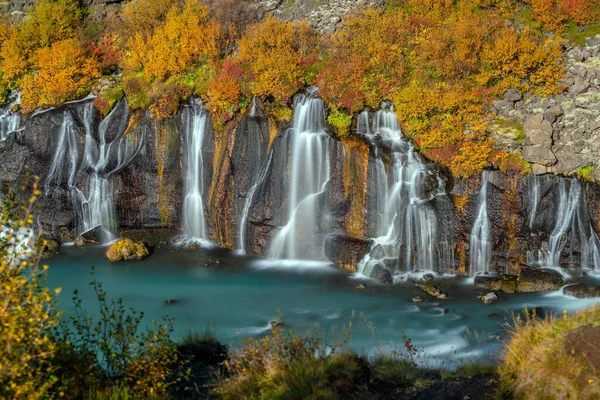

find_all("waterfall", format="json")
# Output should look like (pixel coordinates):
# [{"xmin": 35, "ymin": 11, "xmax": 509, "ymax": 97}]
[
  {"xmin": 536, "ymin": 178, "xmax": 600, "ymax": 270},
  {"xmin": 527, "ymin": 175, "xmax": 542, "ymax": 228},
  {"xmin": 239, "ymin": 150, "xmax": 273, "ymax": 253},
  {"xmin": 0, "ymin": 92, "xmax": 21, "ymax": 142},
  {"xmin": 78, "ymin": 101, "xmax": 145, "ymax": 242},
  {"xmin": 358, "ymin": 103, "xmax": 449, "ymax": 277},
  {"xmin": 45, "ymin": 111, "xmax": 80, "ymax": 194},
  {"xmin": 269, "ymin": 87, "xmax": 332, "ymax": 260},
  {"xmin": 42, "ymin": 100, "xmax": 145, "ymax": 242},
  {"xmin": 182, "ymin": 98, "xmax": 209, "ymax": 240},
  {"xmin": 469, "ymin": 171, "xmax": 492, "ymax": 275}
]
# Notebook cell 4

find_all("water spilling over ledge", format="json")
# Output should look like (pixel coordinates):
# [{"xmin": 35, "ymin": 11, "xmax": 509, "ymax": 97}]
[{"xmin": 2, "ymin": 89, "xmax": 600, "ymax": 279}]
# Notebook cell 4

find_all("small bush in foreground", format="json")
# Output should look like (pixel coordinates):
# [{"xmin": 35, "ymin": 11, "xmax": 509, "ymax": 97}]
[
  {"xmin": 500, "ymin": 306, "xmax": 600, "ymax": 399},
  {"xmin": 0, "ymin": 174, "xmax": 62, "ymax": 399}
]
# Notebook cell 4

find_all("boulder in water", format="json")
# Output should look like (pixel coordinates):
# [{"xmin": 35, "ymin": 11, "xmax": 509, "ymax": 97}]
[
  {"xmin": 474, "ymin": 275, "xmax": 503, "ymax": 291},
  {"xmin": 371, "ymin": 263, "xmax": 392, "ymax": 284},
  {"xmin": 355, "ymin": 283, "xmax": 367, "ymax": 290},
  {"xmin": 324, "ymin": 233, "xmax": 370, "ymax": 273},
  {"xmin": 106, "ymin": 238, "xmax": 149, "ymax": 262},
  {"xmin": 480, "ymin": 292, "xmax": 498, "ymax": 304},
  {"xmin": 422, "ymin": 283, "xmax": 446, "ymax": 299},
  {"xmin": 516, "ymin": 266, "xmax": 564, "ymax": 292},
  {"xmin": 74, "ymin": 228, "xmax": 101, "ymax": 247},
  {"xmin": 39, "ymin": 238, "xmax": 61, "ymax": 259},
  {"xmin": 563, "ymin": 283, "xmax": 600, "ymax": 298},
  {"xmin": 412, "ymin": 296, "xmax": 423, "ymax": 303}
]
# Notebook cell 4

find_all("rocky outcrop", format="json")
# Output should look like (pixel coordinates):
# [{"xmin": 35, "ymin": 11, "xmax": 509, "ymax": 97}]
[
  {"xmin": 106, "ymin": 238, "xmax": 149, "ymax": 262},
  {"xmin": 563, "ymin": 283, "xmax": 600, "ymax": 298},
  {"xmin": 516, "ymin": 266, "xmax": 565, "ymax": 292},
  {"xmin": 491, "ymin": 34, "xmax": 600, "ymax": 178},
  {"xmin": 258, "ymin": 0, "xmax": 385, "ymax": 33},
  {"xmin": 324, "ymin": 233, "xmax": 370, "ymax": 272}
]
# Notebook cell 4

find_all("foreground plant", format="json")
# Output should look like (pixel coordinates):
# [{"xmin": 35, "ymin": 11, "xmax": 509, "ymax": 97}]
[
  {"xmin": 55, "ymin": 267, "xmax": 186, "ymax": 398},
  {"xmin": 500, "ymin": 307, "xmax": 600, "ymax": 399},
  {"xmin": 0, "ymin": 174, "xmax": 62, "ymax": 399}
]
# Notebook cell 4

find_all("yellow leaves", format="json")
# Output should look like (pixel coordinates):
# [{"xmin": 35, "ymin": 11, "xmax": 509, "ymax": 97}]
[
  {"xmin": 126, "ymin": 0, "xmax": 220, "ymax": 82},
  {"xmin": 19, "ymin": 39, "xmax": 101, "ymax": 113},
  {"xmin": 238, "ymin": 15, "xmax": 318, "ymax": 103}
]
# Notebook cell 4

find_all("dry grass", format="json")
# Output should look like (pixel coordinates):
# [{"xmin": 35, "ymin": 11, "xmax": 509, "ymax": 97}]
[{"xmin": 499, "ymin": 306, "xmax": 600, "ymax": 399}]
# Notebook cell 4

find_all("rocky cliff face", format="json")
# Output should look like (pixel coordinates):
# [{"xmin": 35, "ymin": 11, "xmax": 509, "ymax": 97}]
[
  {"xmin": 258, "ymin": 0, "xmax": 385, "ymax": 32},
  {"xmin": 491, "ymin": 35, "xmax": 600, "ymax": 180}
]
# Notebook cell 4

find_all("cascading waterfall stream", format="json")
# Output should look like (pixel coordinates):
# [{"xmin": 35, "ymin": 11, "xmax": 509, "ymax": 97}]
[
  {"xmin": 0, "ymin": 91, "xmax": 21, "ymax": 142},
  {"xmin": 536, "ymin": 178, "xmax": 600, "ymax": 270},
  {"xmin": 358, "ymin": 103, "xmax": 449, "ymax": 277},
  {"xmin": 182, "ymin": 98, "xmax": 209, "ymax": 240},
  {"xmin": 238, "ymin": 150, "xmax": 273, "ymax": 253},
  {"xmin": 527, "ymin": 175, "xmax": 541, "ymax": 228},
  {"xmin": 269, "ymin": 88, "xmax": 332, "ymax": 260},
  {"xmin": 44, "ymin": 100, "xmax": 146, "ymax": 243},
  {"xmin": 469, "ymin": 171, "xmax": 492, "ymax": 275}
]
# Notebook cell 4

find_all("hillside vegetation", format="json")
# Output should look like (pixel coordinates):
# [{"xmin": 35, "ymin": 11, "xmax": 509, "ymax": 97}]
[{"xmin": 1, "ymin": 0, "xmax": 599, "ymax": 177}]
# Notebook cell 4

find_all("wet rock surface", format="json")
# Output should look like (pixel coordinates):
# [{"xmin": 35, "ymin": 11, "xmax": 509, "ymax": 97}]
[
  {"xmin": 516, "ymin": 266, "xmax": 565, "ymax": 293},
  {"xmin": 325, "ymin": 233, "xmax": 371, "ymax": 273},
  {"xmin": 563, "ymin": 283, "xmax": 600, "ymax": 298}
]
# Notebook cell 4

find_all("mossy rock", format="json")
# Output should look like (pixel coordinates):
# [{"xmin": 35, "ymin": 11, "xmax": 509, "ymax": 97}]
[
  {"xmin": 39, "ymin": 238, "xmax": 60, "ymax": 259},
  {"xmin": 516, "ymin": 266, "xmax": 564, "ymax": 293},
  {"xmin": 106, "ymin": 238, "xmax": 149, "ymax": 262}
]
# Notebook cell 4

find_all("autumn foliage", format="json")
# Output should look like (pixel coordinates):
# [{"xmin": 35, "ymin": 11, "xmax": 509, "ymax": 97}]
[{"xmin": 0, "ymin": 0, "xmax": 598, "ymax": 174}]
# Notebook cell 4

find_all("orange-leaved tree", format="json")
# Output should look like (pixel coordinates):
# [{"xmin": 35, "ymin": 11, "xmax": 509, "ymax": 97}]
[{"xmin": 238, "ymin": 15, "xmax": 319, "ymax": 105}]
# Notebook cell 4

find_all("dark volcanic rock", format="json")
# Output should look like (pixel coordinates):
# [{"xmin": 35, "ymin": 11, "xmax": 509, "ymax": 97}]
[
  {"xmin": 325, "ymin": 233, "xmax": 370, "ymax": 272},
  {"xmin": 517, "ymin": 266, "xmax": 564, "ymax": 292},
  {"xmin": 563, "ymin": 283, "xmax": 600, "ymax": 298},
  {"xmin": 371, "ymin": 263, "xmax": 392, "ymax": 284}
]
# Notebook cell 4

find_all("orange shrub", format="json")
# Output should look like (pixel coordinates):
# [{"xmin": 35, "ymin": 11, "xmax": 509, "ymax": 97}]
[
  {"xmin": 207, "ymin": 58, "xmax": 243, "ymax": 126},
  {"xmin": 0, "ymin": 0, "xmax": 82, "ymax": 84},
  {"xmin": 238, "ymin": 15, "xmax": 318, "ymax": 103},
  {"xmin": 125, "ymin": 0, "xmax": 219, "ymax": 82},
  {"xmin": 19, "ymin": 39, "xmax": 101, "ymax": 113}
]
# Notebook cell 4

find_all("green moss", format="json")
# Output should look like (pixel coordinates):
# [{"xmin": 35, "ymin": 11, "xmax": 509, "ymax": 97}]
[
  {"xmin": 327, "ymin": 107, "xmax": 352, "ymax": 137},
  {"xmin": 576, "ymin": 165, "xmax": 595, "ymax": 181},
  {"xmin": 565, "ymin": 22, "xmax": 600, "ymax": 47},
  {"xmin": 492, "ymin": 117, "xmax": 526, "ymax": 145}
]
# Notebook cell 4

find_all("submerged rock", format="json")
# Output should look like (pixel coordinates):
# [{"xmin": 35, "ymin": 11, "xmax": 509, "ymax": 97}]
[
  {"xmin": 480, "ymin": 292, "xmax": 498, "ymax": 304},
  {"xmin": 324, "ymin": 233, "xmax": 370, "ymax": 272},
  {"xmin": 106, "ymin": 238, "xmax": 149, "ymax": 262},
  {"xmin": 563, "ymin": 283, "xmax": 600, "ymax": 298},
  {"xmin": 165, "ymin": 299, "xmax": 178, "ymax": 305},
  {"xmin": 516, "ymin": 266, "xmax": 564, "ymax": 293},
  {"xmin": 355, "ymin": 283, "xmax": 367, "ymax": 290},
  {"xmin": 412, "ymin": 296, "xmax": 423, "ymax": 303}
]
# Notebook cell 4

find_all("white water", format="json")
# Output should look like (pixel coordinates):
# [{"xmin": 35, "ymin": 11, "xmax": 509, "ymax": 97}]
[
  {"xmin": 182, "ymin": 98, "xmax": 209, "ymax": 240},
  {"xmin": 0, "ymin": 91, "xmax": 21, "ymax": 142},
  {"xmin": 269, "ymin": 88, "xmax": 332, "ymax": 260},
  {"xmin": 536, "ymin": 179, "xmax": 600, "ymax": 271},
  {"xmin": 43, "ymin": 100, "xmax": 145, "ymax": 243},
  {"xmin": 469, "ymin": 171, "xmax": 492, "ymax": 275},
  {"xmin": 45, "ymin": 110, "xmax": 79, "ymax": 194},
  {"xmin": 527, "ymin": 175, "xmax": 541, "ymax": 228},
  {"xmin": 358, "ymin": 104, "xmax": 449, "ymax": 277},
  {"xmin": 238, "ymin": 150, "xmax": 273, "ymax": 253}
]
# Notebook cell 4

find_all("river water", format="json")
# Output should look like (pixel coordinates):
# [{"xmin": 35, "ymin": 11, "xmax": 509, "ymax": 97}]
[{"xmin": 47, "ymin": 245, "xmax": 600, "ymax": 367}]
